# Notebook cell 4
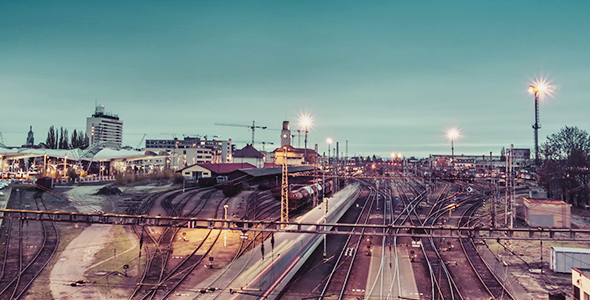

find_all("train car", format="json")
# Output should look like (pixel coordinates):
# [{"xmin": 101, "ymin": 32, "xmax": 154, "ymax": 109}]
[
  {"xmin": 221, "ymin": 181, "xmax": 242, "ymax": 197},
  {"xmin": 35, "ymin": 177, "xmax": 53, "ymax": 190},
  {"xmin": 270, "ymin": 180, "xmax": 334, "ymax": 211}
]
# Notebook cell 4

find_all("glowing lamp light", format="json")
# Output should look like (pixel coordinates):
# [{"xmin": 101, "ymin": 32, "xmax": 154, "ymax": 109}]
[
  {"xmin": 528, "ymin": 77, "xmax": 554, "ymax": 99},
  {"xmin": 326, "ymin": 138, "xmax": 332, "ymax": 144},
  {"xmin": 446, "ymin": 128, "xmax": 460, "ymax": 140},
  {"xmin": 298, "ymin": 113, "xmax": 313, "ymax": 130}
]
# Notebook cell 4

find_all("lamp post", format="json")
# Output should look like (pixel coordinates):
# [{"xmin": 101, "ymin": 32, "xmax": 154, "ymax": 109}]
[
  {"xmin": 299, "ymin": 115, "xmax": 312, "ymax": 164},
  {"xmin": 529, "ymin": 83, "xmax": 546, "ymax": 166},
  {"xmin": 446, "ymin": 128, "xmax": 459, "ymax": 166},
  {"xmin": 224, "ymin": 204, "xmax": 229, "ymax": 246}
]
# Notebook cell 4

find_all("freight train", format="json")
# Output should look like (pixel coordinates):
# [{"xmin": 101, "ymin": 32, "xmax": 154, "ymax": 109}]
[{"xmin": 271, "ymin": 180, "xmax": 333, "ymax": 211}]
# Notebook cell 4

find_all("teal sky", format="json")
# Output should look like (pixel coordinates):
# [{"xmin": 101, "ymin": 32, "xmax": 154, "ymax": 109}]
[{"xmin": 2, "ymin": 1, "xmax": 590, "ymax": 158}]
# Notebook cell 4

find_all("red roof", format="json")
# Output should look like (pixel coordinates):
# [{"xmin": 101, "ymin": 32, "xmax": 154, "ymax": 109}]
[{"xmin": 198, "ymin": 163, "xmax": 256, "ymax": 174}]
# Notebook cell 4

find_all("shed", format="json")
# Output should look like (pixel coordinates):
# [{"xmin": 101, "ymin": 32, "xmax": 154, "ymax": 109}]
[
  {"xmin": 523, "ymin": 198, "xmax": 571, "ymax": 228},
  {"xmin": 550, "ymin": 247, "xmax": 590, "ymax": 273}
]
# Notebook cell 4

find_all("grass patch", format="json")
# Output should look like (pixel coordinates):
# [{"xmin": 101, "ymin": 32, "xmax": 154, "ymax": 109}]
[{"xmin": 84, "ymin": 226, "xmax": 140, "ymax": 299}]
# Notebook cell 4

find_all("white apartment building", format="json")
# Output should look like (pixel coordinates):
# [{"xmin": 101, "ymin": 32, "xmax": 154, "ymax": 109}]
[{"xmin": 86, "ymin": 105, "xmax": 123, "ymax": 147}]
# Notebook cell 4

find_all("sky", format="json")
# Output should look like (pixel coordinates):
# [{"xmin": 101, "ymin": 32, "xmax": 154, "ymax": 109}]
[{"xmin": 2, "ymin": 1, "xmax": 590, "ymax": 159}]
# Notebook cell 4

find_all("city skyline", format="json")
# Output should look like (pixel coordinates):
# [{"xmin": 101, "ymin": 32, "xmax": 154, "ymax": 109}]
[{"xmin": 2, "ymin": 1, "xmax": 590, "ymax": 158}]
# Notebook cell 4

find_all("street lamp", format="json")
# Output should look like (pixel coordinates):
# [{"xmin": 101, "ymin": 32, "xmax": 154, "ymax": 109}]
[
  {"xmin": 299, "ymin": 114, "xmax": 312, "ymax": 164},
  {"xmin": 446, "ymin": 128, "xmax": 459, "ymax": 164},
  {"xmin": 323, "ymin": 137, "xmax": 332, "ymax": 260}
]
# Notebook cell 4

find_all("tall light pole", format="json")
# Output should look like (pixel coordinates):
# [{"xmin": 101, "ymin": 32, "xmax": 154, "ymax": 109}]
[
  {"xmin": 529, "ymin": 83, "xmax": 546, "ymax": 166},
  {"xmin": 323, "ymin": 138, "xmax": 332, "ymax": 260},
  {"xmin": 446, "ymin": 128, "xmax": 459, "ymax": 166},
  {"xmin": 299, "ymin": 115, "xmax": 312, "ymax": 164}
]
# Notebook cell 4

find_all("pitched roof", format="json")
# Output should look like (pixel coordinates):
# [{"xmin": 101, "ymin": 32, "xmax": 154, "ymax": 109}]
[
  {"xmin": 233, "ymin": 145, "xmax": 264, "ymax": 158},
  {"xmin": 197, "ymin": 163, "xmax": 256, "ymax": 174},
  {"xmin": 238, "ymin": 166, "xmax": 315, "ymax": 178}
]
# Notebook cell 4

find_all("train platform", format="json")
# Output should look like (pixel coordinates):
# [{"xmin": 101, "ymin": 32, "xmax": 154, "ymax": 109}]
[
  {"xmin": 185, "ymin": 184, "xmax": 361, "ymax": 300},
  {"xmin": 366, "ymin": 243, "xmax": 421, "ymax": 299}
]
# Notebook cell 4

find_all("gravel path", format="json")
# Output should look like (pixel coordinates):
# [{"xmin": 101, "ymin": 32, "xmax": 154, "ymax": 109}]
[{"xmin": 49, "ymin": 224, "xmax": 113, "ymax": 300}]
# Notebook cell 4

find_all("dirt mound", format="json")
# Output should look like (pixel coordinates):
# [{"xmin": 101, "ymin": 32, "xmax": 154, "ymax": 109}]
[{"xmin": 96, "ymin": 186, "xmax": 122, "ymax": 195}]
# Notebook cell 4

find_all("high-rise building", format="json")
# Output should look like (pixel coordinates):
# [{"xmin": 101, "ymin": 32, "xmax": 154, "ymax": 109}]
[{"xmin": 86, "ymin": 105, "xmax": 123, "ymax": 147}]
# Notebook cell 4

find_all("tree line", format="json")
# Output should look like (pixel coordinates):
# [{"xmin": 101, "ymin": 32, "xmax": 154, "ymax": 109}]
[
  {"xmin": 539, "ymin": 126, "xmax": 590, "ymax": 208},
  {"xmin": 45, "ymin": 126, "xmax": 88, "ymax": 149}
]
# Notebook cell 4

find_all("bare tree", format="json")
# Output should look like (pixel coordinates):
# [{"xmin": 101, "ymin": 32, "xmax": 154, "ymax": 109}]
[{"xmin": 539, "ymin": 126, "xmax": 590, "ymax": 207}]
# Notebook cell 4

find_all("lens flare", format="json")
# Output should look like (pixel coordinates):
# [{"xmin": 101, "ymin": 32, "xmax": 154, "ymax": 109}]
[
  {"xmin": 528, "ymin": 76, "xmax": 555, "ymax": 100},
  {"xmin": 446, "ymin": 128, "xmax": 460, "ymax": 140},
  {"xmin": 298, "ymin": 112, "xmax": 313, "ymax": 130}
]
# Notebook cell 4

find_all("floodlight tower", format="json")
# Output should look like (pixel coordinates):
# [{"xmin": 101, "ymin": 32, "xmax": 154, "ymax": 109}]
[
  {"xmin": 446, "ymin": 128, "xmax": 459, "ymax": 164},
  {"xmin": 529, "ymin": 83, "xmax": 546, "ymax": 166},
  {"xmin": 299, "ymin": 114, "xmax": 312, "ymax": 164}
]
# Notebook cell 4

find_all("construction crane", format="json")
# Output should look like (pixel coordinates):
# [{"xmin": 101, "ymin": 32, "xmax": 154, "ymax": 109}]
[
  {"xmin": 136, "ymin": 134, "xmax": 146, "ymax": 150},
  {"xmin": 215, "ymin": 121, "xmax": 267, "ymax": 145}
]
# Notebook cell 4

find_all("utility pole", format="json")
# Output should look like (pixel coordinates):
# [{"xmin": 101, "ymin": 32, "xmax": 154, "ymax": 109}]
[
  {"xmin": 505, "ymin": 144, "xmax": 515, "ymax": 228},
  {"xmin": 313, "ymin": 143, "xmax": 319, "ymax": 207},
  {"xmin": 335, "ymin": 142, "xmax": 339, "ymax": 192},
  {"xmin": 490, "ymin": 151, "xmax": 496, "ymax": 228},
  {"xmin": 280, "ymin": 147, "xmax": 289, "ymax": 228}
]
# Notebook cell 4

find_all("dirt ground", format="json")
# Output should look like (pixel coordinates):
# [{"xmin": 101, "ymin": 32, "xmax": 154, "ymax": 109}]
[
  {"xmin": 47, "ymin": 183, "xmax": 170, "ymax": 300},
  {"xmin": 485, "ymin": 205, "xmax": 590, "ymax": 299}
]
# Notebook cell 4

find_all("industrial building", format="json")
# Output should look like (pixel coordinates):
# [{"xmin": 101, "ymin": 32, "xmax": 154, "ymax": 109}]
[
  {"xmin": 86, "ymin": 105, "xmax": 123, "ymax": 148},
  {"xmin": 522, "ymin": 198, "xmax": 571, "ymax": 228}
]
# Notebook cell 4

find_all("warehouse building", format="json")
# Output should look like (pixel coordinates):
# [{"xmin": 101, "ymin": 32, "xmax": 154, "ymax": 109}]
[{"xmin": 522, "ymin": 198, "xmax": 571, "ymax": 228}]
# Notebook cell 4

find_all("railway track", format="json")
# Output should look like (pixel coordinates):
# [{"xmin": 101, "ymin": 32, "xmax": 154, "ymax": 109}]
[
  {"xmin": 456, "ymin": 199, "xmax": 515, "ymax": 299},
  {"xmin": 318, "ymin": 186, "xmax": 377, "ymax": 299},
  {"xmin": 0, "ymin": 189, "xmax": 59, "ymax": 300},
  {"xmin": 129, "ymin": 188, "xmax": 224, "ymax": 299}
]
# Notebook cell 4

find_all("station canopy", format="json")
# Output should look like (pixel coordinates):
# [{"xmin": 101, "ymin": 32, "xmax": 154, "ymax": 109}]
[{"xmin": 0, "ymin": 146, "xmax": 151, "ymax": 162}]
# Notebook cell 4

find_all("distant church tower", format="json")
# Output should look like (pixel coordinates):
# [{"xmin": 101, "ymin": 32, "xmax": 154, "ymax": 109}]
[
  {"xmin": 280, "ymin": 121, "xmax": 291, "ymax": 147},
  {"xmin": 26, "ymin": 126, "xmax": 34, "ymax": 146}
]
